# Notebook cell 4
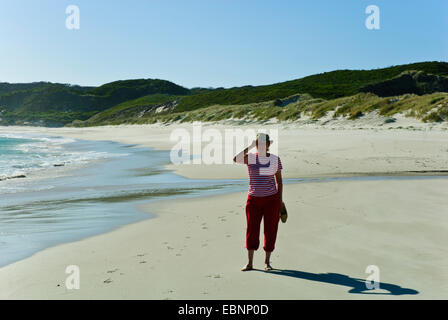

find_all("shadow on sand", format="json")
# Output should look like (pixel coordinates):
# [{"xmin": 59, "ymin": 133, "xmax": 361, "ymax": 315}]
[{"xmin": 257, "ymin": 269, "xmax": 419, "ymax": 295}]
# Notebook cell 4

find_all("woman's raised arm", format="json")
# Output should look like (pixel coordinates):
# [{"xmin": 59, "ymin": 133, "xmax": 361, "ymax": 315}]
[{"xmin": 233, "ymin": 140, "xmax": 256, "ymax": 164}]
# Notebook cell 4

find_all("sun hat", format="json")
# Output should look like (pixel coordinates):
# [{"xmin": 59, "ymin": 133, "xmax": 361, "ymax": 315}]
[{"xmin": 256, "ymin": 133, "xmax": 273, "ymax": 143}]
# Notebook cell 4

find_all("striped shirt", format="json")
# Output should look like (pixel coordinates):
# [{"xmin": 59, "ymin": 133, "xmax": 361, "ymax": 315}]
[{"xmin": 247, "ymin": 153, "xmax": 283, "ymax": 197}]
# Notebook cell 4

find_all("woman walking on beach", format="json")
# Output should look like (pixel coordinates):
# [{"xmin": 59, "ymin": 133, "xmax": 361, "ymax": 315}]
[{"xmin": 233, "ymin": 133, "xmax": 284, "ymax": 271}]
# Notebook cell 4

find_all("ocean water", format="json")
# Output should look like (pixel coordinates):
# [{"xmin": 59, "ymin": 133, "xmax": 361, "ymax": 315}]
[
  {"xmin": 0, "ymin": 134, "xmax": 119, "ymax": 190},
  {"xmin": 0, "ymin": 133, "xmax": 246, "ymax": 267},
  {"xmin": 0, "ymin": 134, "xmax": 66, "ymax": 180}
]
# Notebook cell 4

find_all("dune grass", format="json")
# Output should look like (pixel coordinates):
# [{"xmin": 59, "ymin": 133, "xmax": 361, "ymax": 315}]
[
  {"xmin": 71, "ymin": 91, "xmax": 448, "ymax": 126},
  {"xmin": 115, "ymin": 92, "xmax": 448, "ymax": 125}
]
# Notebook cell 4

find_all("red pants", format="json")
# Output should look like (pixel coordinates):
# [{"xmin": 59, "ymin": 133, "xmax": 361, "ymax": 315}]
[{"xmin": 245, "ymin": 192, "xmax": 281, "ymax": 252}]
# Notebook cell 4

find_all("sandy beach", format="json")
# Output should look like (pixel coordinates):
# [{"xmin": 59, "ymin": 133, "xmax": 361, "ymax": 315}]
[
  {"xmin": 0, "ymin": 124, "xmax": 447, "ymax": 299},
  {"xmin": 2, "ymin": 123, "xmax": 448, "ymax": 180}
]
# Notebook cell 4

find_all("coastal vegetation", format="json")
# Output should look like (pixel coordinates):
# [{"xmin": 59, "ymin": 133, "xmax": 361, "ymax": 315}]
[
  {"xmin": 75, "ymin": 92, "xmax": 448, "ymax": 126},
  {"xmin": 0, "ymin": 61, "xmax": 447, "ymax": 127}
]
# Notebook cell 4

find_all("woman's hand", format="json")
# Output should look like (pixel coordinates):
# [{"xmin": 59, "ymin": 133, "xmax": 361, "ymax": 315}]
[
  {"xmin": 233, "ymin": 140, "xmax": 257, "ymax": 164},
  {"xmin": 249, "ymin": 139, "xmax": 257, "ymax": 149}
]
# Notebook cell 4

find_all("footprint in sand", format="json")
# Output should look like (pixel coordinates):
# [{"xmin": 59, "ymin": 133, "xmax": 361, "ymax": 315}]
[{"xmin": 107, "ymin": 268, "xmax": 119, "ymax": 273}]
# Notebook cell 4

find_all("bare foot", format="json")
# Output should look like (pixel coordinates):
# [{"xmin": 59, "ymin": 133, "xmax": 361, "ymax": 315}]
[
  {"xmin": 264, "ymin": 264, "xmax": 273, "ymax": 271},
  {"xmin": 241, "ymin": 264, "xmax": 253, "ymax": 271}
]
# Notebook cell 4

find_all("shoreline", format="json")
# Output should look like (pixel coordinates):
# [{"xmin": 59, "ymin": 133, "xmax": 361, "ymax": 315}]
[
  {"xmin": 0, "ymin": 134, "xmax": 246, "ymax": 268},
  {"xmin": 0, "ymin": 137, "xmax": 153, "ymax": 267},
  {"xmin": 1, "ymin": 124, "xmax": 447, "ymax": 180},
  {"xmin": 0, "ymin": 124, "xmax": 447, "ymax": 299}
]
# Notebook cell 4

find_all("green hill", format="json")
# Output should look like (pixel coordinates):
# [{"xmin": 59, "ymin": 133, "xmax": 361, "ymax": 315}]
[
  {"xmin": 77, "ymin": 92, "xmax": 448, "ymax": 126},
  {"xmin": 76, "ymin": 61, "xmax": 448, "ymax": 126},
  {"xmin": 0, "ymin": 82, "xmax": 93, "ymax": 96},
  {"xmin": 359, "ymin": 70, "xmax": 448, "ymax": 96},
  {"xmin": 175, "ymin": 61, "xmax": 448, "ymax": 111},
  {"xmin": 74, "ymin": 94, "xmax": 180, "ymax": 126},
  {"xmin": 86, "ymin": 79, "xmax": 189, "ymax": 105},
  {"xmin": 0, "ymin": 61, "xmax": 447, "ymax": 127},
  {"xmin": 0, "ymin": 79, "xmax": 189, "ymax": 126}
]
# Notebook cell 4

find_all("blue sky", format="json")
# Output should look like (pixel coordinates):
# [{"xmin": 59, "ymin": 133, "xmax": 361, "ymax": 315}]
[{"xmin": 0, "ymin": 0, "xmax": 446, "ymax": 88}]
